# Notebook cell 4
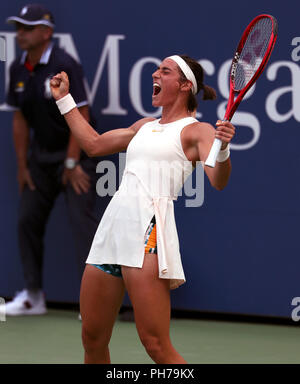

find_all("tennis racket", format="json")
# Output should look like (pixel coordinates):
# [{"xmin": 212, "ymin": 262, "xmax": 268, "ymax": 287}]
[{"xmin": 205, "ymin": 14, "xmax": 278, "ymax": 168}]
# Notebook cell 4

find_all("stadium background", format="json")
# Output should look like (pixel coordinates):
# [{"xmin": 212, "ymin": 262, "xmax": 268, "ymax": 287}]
[{"xmin": 0, "ymin": 0, "xmax": 299, "ymax": 320}]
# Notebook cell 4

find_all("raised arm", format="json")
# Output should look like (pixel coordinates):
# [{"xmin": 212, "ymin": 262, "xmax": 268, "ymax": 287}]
[
  {"xmin": 50, "ymin": 72, "xmax": 153, "ymax": 157},
  {"xmin": 182, "ymin": 121, "xmax": 235, "ymax": 190}
]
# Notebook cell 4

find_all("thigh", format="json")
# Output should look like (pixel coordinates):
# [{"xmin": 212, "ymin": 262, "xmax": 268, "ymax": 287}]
[
  {"xmin": 19, "ymin": 160, "xmax": 60, "ymax": 221},
  {"xmin": 63, "ymin": 159, "xmax": 99, "ymax": 252},
  {"xmin": 64, "ymin": 182, "xmax": 99, "ymax": 275},
  {"xmin": 18, "ymin": 184, "xmax": 56, "ymax": 230},
  {"xmin": 64, "ymin": 158, "xmax": 99, "ymax": 228},
  {"xmin": 29, "ymin": 158, "xmax": 61, "ymax": 200},
  {"xmin": 80, "ymin": 265, "xmax": 125, "ymax": 337},
  {"xmin": 121, "ymin": 254, "xmax": 171, "ymax": 339}
]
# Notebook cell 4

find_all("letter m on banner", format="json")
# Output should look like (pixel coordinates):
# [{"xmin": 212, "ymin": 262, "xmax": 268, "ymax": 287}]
[{"xmin": 0, "ymin": 36, "xmax": 5, "ymax": 61}]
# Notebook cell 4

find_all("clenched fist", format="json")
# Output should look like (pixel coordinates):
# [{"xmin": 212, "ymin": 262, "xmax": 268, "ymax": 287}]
[{"xmin": 50, "ymin": 71, "xmax": 70, "ymax": 101}]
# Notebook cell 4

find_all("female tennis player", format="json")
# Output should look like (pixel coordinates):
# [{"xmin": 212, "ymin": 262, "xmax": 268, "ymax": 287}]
[{"xmin": 50, "ymin": 55, "xmax": 235, "ymax": 364}]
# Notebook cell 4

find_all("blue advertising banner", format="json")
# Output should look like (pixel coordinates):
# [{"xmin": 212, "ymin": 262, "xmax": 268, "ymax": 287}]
[{"xmin": 0, "ymin": 0, "xmax": 299, "ymax": 318}]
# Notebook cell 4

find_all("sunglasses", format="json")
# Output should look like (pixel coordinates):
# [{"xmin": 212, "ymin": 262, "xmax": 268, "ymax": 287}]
[{"xmin": 15, "ymin": 23, "xmax": 37, "ymax": 32}]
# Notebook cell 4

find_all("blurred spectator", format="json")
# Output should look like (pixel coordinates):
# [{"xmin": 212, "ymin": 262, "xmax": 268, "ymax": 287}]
[{"xmin": 0, "ymin": 4, "xmax": 99, "ymax": 316}]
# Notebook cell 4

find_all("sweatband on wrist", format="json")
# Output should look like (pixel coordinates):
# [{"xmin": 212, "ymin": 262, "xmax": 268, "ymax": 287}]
[
  {"xmin": 56, "ymin": 94, "xmax": 77, "ymax": 115},
  {"xmin": 217, "ymin": 144, "xmax": 230, "ymax": 163}
]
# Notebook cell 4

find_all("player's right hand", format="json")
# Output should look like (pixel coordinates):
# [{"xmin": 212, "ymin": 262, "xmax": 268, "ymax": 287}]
[{"xmin": 50, "ymin": 71, "xmax": 70, "ymax": 101}]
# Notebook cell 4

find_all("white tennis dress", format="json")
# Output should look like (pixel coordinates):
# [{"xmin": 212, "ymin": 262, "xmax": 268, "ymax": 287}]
[{"xmin": 86, "ymin": 116, "xmax": 198, "ymax": 289}]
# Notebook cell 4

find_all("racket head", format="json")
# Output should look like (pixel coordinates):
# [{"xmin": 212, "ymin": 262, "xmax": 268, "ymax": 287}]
[{"xmin": 225, "ymin": 14, "xmax": 278, "ymax": 120}]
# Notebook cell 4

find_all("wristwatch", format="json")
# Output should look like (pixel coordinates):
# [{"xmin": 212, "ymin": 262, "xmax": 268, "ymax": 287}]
[{"xmin": 64, "ymin": 158, "xmax": 78, "ymax": 170}]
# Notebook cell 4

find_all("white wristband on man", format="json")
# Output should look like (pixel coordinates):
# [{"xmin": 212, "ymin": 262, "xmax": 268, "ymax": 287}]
[
  {"xmin": 56, "ymin": 93, "xmax": 77, "ymax": 115},
  {"xmin": 217, "ymin": 144, "xmax": 230, "ymax": 163}
]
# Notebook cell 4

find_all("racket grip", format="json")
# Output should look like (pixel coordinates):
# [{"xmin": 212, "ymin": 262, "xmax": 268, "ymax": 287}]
[{"xmin": 204, "ymin": 138, "xmax": 223, "ymax": 168}]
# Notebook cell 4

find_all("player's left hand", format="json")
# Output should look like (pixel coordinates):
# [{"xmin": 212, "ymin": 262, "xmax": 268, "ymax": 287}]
[
  {"xmin": 62, "ymin": 164, "xmax": 91, "ymax": 194},
  {"xmin": 215, "ymin": 120, "xmax": 235, "ymax": 149}
]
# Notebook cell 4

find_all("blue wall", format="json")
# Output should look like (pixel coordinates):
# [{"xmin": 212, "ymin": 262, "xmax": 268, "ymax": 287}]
[{"xmin": 0, "ymin": 0, "xmax": 299, "ymax": 318}]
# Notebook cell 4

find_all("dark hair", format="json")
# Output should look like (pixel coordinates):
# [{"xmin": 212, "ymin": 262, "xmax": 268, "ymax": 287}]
[{"xmin": 178, "ymin": 55, "xmax": 217, "ymax": 111}]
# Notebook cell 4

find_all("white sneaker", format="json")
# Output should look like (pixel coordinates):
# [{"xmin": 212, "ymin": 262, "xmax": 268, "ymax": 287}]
[{"xmin": 0, "ymin": 289, "xmax": 47, "ymax": 316}]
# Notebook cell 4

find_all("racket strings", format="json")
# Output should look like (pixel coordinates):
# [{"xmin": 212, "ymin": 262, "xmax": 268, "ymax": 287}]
[{"xmin": 234, "ymin": 17, "xmax": 273, "ymax": 91}]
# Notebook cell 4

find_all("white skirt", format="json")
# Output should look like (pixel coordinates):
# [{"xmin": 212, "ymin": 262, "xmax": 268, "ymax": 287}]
[{"xmin": 86, "ymin": 170, "xmax": 186, "ymax": 289}]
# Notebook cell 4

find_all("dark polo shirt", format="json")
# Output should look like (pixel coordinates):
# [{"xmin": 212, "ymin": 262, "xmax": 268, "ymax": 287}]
[{"xmin": 7, "ymin": 42, "xmax": 88, "ymax": 162}]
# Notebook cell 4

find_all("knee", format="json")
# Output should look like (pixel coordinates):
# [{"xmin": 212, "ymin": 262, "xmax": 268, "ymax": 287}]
[
  {"xmin": 139, "ymin": 333, "xmax": 167, "ymax": 362},
  {"xmin": 18, "ymin": 207, "xmax": 31, "ymax": 227},
  {"xmin": 18, "ymin": 210, "xmax": 36, "ymax": 234},
  {"xmin": 18, "ymin": 207, "xmax": 44, "ymax": 235},
  {"xmin": 81, "ymin": 324, "xmax": 109, "ymax": 354}
]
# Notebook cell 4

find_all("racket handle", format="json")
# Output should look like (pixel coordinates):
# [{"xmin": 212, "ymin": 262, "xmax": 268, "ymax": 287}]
[{"xmin": 204, "ymin": 138, "xmax": 223, "ymax": 168}]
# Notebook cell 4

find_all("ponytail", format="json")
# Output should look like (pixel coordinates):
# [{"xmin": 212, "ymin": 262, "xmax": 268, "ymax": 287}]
[
  {"xmin": 186, "ymin": 84, "xmax": 217, "ymax": 111},
  {"xmin": 178, "ymin": 55, "xmax": 217, "ymax": 111},
  {"xmin": 202, "ymin": 84, "xmax": 217, "ymax": 101}
]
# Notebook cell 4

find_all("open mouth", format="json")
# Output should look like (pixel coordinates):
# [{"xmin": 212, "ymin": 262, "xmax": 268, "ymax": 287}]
[{"xmin": 153, "ymin": 83, "xmax": 161, "ymax": 96}]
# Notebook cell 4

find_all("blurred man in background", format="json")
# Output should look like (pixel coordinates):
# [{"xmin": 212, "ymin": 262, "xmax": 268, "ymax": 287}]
[{"xmin": 0, "ymin": 4, "xmax": 99, "ymax": 316}]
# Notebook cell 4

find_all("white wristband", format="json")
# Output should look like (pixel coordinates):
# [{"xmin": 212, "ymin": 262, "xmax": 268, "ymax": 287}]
[
  {"xmin": 217, "ymin": 144, "xmax": 230, "ymax": 163},
  {"xmin": 56, "ymin": 94, "xmax": 77, "ymax": 115}
]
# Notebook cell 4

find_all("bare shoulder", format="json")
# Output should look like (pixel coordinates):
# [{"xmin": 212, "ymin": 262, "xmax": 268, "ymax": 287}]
[
  {"xmin": 129, "ymin": 117, "xmax": 156, "ymax": 134},
  {"xmin": 182, "ymin": 121, "xmax": 215, "ymax": 145}
]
